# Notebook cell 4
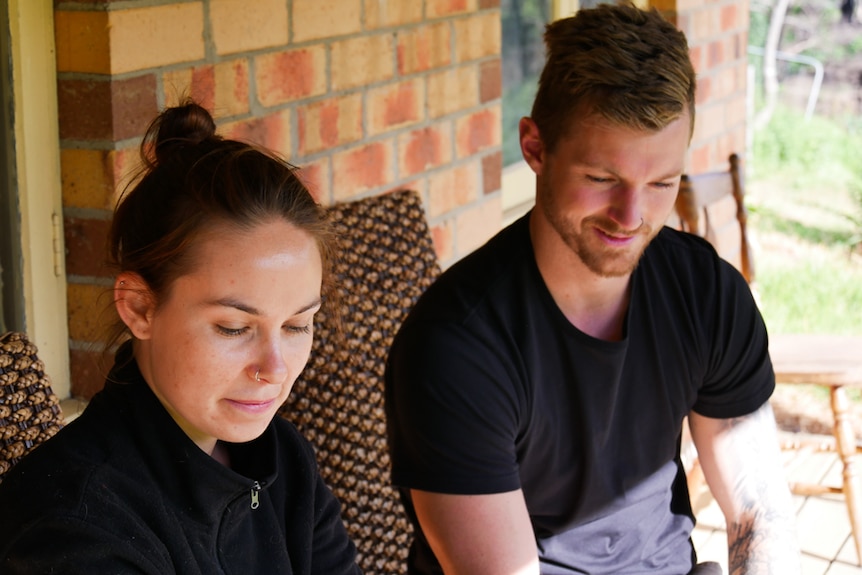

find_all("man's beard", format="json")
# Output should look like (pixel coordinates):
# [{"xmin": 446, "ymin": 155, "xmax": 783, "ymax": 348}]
[{"xmin": 540, "ymin": 188, "xmax": 658, "ymax": 278}]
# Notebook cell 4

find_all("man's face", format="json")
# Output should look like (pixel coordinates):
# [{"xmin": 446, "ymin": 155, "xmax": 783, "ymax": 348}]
[{"xmin": 525, "ymin": 111, "xmax": 690, "ymax": 278}]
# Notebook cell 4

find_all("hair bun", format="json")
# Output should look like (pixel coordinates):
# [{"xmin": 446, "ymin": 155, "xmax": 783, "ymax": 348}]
[{"xmin": 146, "ymin": 100, "xmax": 218, "ymax": 164}]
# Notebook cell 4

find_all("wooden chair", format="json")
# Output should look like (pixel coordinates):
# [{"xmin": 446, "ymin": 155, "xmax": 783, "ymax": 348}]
[
  {"xmin": 279, "ymin": 190, "xmax": 442, "ymax": 575},
  {"xmin": 676, "ymin": 154, "xmax": 862, "ymax": 563},
  {"xmin": 0, "ymin": 331, "xmax": 64, "ymax": 483}
]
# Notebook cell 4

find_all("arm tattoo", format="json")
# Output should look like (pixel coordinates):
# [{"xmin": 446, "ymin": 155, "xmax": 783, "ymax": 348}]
[{"xmin": 717, "ymin": 404, "xmax": 801, "ymax": 575}]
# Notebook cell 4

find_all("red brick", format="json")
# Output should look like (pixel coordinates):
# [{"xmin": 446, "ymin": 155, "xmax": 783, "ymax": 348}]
[
  {"xmin": 296, "ymin": 157, "xmax": 331, "ymax": 204},
  {"xmin": 427, "ymin": 0, "xmax": 474, "ymax": 18},
  {"xmin": 255, "ymin": 47, "xmax": 326, "ymax": 107},
  {"xmin": 481, "ymin": 151, "xmax": 502, "ymax": 194},
  {"xmin": 708, "ymin": 39, "xmax": 724, "ymax": 68},
  {"xmin": 688, "ymin": 145, "xmax": 711, "ymax": 175},
  {"xmin": 367, "ymin": 79, "xmax": 425, "ymax": 136},
  {"xmin": 455, "ymin": 105, "xmax": 501, "ymax": 158},
  {"xmin": 721, "ymin": 4, "xmax": 739, "ymax": 32},
  {"xmin": 297, "ymin": 94, "xmax": 363, "ymax": 156},
  {"xmin": 220, "ymin": 109, "xmax": 292, "ymax": 156},
  {"xmin": 64, "ymin": 217, "xmax": 112, "ymax": 278},
  {"xmin": 58, "ymin": 75, "xmax": 159, "ymax": 141},
  {"xmin": 398, "ymin": 125, "xmax": 452, "ymax": 177},
  {"xmin": 479, "ymin": 59, "xmax": 501, "ymax": 103},
  {"xmin": 479, "ymin": 0, "xmax": 500, "ymax": 7},
  {"xmin": 397, "ymin": 22, "xmax": 452, "ymax": 75},
  {"xmin": 332, "ymin": 140, "xmax": 394, "ymax": 201},
  {"xmin": 164, "ymin": 60, "xmax": 250, "ymax": 119},
  {"xmin": 70, "ymin": 348, "xmax": 108, "ymax": 400}
]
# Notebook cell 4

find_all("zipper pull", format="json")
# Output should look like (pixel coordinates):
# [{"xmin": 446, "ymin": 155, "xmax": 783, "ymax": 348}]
[{"xmin": 250, "ymin": 481, "xmax": 261, "ymax": 510}]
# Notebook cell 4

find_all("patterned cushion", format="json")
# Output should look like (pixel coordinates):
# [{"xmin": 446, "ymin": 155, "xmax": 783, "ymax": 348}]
[
  {"xmin": 280, "ymin": 190, "xmax": 442, "ymax": 574},
  {"xmin": 0, "ymin": 332, "xmax": 64, "ymax": 482}
]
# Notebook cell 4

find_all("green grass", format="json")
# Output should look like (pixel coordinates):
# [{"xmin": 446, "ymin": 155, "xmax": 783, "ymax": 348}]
[{"xmin": 748, "ymin": 106, "xmax": 862, "ymax": 336}]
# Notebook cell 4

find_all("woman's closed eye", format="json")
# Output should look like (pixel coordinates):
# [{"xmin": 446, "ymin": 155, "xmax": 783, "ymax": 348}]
[
  {"xmin": 285, "ymin": 323, "xmax": 312, "ymax": 335},
  {"xmin": 216, "ymin": 325, "xmax": 248, "ymax": 337}
]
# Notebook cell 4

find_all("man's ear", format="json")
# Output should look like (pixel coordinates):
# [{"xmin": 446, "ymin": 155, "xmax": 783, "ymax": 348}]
[
  {"xmin": 519, "ymin": 117, "xmax": 545, "ymax": 176},
  {"xmin": 114, "ymin": 272, "xmax": 156, "ymax": 341}
]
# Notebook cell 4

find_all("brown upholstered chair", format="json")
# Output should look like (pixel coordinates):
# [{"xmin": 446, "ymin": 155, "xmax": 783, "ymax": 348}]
[
  {"xmin": 280, "ymin": 189, "xmax": 442, "ymax": 574},
  {"xmin": 0, "ymin": 331, "xmax": 64, "ymax": 483},
  {"xmin": 676, "ymin": 154, "xmax": 862, "ymax": 563}
]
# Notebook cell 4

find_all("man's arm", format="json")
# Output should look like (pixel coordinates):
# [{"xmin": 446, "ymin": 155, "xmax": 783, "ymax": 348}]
[
  {"xmin": 689, "ymin": 402, "xmax": 801, "ymax": 575},
  {"xmin": 410, "ymin": 488, "xmax": 540, "ymax": 575}
]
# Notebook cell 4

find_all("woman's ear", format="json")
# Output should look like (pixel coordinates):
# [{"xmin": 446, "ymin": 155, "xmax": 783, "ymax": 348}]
[
  {"xmin": 114, "ymin": 273, "xmax": 156, "ymax": 341},
  {"xmin": 519, "ymin": 117, "xmax": 545, "ymax": 176}
]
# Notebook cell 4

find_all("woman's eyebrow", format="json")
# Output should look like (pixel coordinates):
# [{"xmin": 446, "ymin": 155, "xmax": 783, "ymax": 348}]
[{"xmin": 207, "ymin": 297, "xmax": 322, "ymax": 316}]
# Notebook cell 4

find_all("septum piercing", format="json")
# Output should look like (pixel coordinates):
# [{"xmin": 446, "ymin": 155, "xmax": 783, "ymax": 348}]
[{"xmin": 254, "ymin": 369, "xmax": 261, "ymax": 382}]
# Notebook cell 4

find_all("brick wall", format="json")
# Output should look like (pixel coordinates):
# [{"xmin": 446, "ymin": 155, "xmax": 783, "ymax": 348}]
[
  {"xmin": 55, "ymin": 0, "xmax": 502, "ymax": 399},
  {"xmin": 655, "ymin": 0, "xmax": 750, "ymax": 174}
]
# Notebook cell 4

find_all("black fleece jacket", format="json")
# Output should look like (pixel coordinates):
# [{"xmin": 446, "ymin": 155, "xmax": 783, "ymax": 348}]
[{"xmin": 0, "ymin": 344, "xmax": 361, "ymax": 574}]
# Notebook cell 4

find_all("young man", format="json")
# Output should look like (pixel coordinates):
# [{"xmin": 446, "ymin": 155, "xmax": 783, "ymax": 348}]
[{"xmin": 385, "ymin": 4, "xmax": 801, "ymax": 574}]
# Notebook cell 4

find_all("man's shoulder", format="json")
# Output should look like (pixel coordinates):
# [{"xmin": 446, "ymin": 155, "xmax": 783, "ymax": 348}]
[{"xmin": 408, "ymin": 214, "xmax": 535, "ymax": 322}]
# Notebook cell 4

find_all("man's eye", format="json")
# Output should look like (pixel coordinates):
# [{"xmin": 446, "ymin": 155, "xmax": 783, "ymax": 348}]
[
  {"xmin": 586, "ymin": 175, "xmax": 611, "ymax": 183},
  {"xmin": 216, "ymin": 325, "xmax": 247, "ymax": 337}
]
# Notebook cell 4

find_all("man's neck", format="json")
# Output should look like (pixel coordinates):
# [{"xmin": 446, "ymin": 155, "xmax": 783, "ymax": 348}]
[{"xmin": 529, "ymin": 211, "xmax": 632, "ymax": 342}]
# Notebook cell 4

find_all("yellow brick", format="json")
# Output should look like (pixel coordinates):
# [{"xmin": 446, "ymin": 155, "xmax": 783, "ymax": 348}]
[
  {"xmin": 67, "ymin": 283, "xmax": 113, "ymax": 342},
  {"xmin": 331, "ymin": 34, "xmax": 395, "ymax": 91},
  {"xmin": 109, "ymin": 4, "xmax": 205, "ymax": 74},
  {"xmin": 365, "ymin": 0, "xmax": 423, "ymax": 28},
  {"xmin": 454, "ymin": 194, "xmax": 502, "ymax": 257},
  {"xmin": 454, "ymin": 11, "xmax": 501, "ymax": 63},
  {"xmin": 210, "ymin": 0, "xmax": 289, "ymax": 55},
  {"xmin": 397, "ymin": 22, "xmax": 451, "ymax": 75},
  {"xmin": 428, "ymin": 162, "xmax": 479, "ymax": 218},
  {"xmin": 55, "ymin": 11, "xmax": 110, "ymax": 74},
  {"xmin": 427, "ymin": 0, "xmax": 478, "ymax": 19},
  {"xmin": 61, "ymin": 148, "xmax": 138, "ymax": 211},
  {"xmin": 293, "ymin": 0, "xmax": 361, "ymax": 42},
  {"xmin": 427, "ymin": 65, "xmax": 479, "ymax": 118}
]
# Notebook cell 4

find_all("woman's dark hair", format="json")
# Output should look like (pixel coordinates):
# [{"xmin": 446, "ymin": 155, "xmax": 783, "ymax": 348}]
[{"xmin": 106, "ymin": 100, "xmax": 334, "ymax": 348}]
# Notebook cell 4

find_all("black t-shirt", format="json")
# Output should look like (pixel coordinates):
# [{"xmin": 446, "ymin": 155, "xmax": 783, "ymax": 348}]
[{"xmin": 385, "ymin": 213, "xmax": 774, "ymax": 574}]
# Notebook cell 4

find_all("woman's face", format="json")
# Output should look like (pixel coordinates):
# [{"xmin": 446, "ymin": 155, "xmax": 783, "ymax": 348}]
[{"xmin": 118, "ymin": 219, "xmax": 322, "ymax": 455}]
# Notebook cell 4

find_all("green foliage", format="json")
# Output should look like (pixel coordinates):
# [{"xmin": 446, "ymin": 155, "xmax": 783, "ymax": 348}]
[
  {"xmin": 752, "ymin": 106, "xmax": 861, "ymax": 191},
  {"xmin": 750, "ymin": 106, "xmax": 862, "ymax": 336}
]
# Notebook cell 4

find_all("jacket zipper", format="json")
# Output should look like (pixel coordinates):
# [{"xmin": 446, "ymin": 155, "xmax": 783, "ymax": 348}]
[{"xmin": 250, "ymin": 481, "xmax": 261, "ymax": 510}]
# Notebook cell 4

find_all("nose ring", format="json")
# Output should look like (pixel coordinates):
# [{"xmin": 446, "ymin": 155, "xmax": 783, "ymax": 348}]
[{"xmin": 254, "ymin": 368, "xmax": 261, "ymax": 382}]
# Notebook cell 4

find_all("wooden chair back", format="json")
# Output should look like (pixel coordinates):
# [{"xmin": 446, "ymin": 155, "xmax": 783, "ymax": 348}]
[{"xmin": 676, "ymin": 153, "xmax": 754, "ymax": 284}]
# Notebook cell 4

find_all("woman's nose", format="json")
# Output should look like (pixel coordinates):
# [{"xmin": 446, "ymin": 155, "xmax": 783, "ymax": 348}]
[{"xmin": 253, "ymin": 335, "xmax": 290, "ymax": 384}]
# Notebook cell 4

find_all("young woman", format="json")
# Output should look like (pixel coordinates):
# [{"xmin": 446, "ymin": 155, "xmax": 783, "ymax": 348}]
[{"xmin": 0, "ymin": 102, "xmax": 362, "ymax": 574}]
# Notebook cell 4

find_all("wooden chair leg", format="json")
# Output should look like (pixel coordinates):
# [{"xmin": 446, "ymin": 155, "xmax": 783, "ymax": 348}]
[{"xmin": 832, "ymin": 386, "xmax": 862, "ymax": 565}]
